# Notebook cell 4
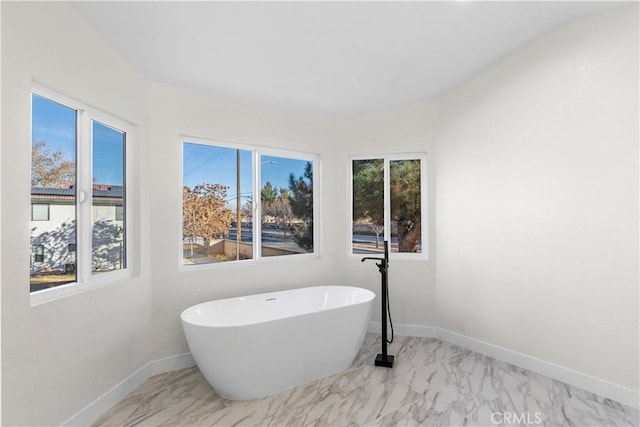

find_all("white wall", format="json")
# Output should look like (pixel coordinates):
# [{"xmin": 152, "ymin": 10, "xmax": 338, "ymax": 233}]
[
  {"xmin": 435, "ymin": 5, "xmax": 639, "ymax": 390},
  {"xmin": 148, "ymin": 83, "xmax": 343, "ymax": 358},
  {"xmin": 0, "ymin": 2, "xmax": 3, "ymax": 421},
  {"xmin": 1, "ymin": 3, "xmax": 151, "ymax": 426},
  {"xmin": 147, "ymin": 84, "xmax": 439, "ymax": 363},
  {"xmin": 335, "ymin": 102, "xmax": 438, "ymax": 327}
]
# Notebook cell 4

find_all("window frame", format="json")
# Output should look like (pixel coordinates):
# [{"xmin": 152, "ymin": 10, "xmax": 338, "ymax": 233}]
[
  {"xmin": 179, "ymin": 136, "xmax": 321, "ymax": 270},
  {"xmin": 348, "ymin": 152, "xmax": 428, "ymax": 261},
  {"xmin": 30, "ymin": 84, "xmax": 134, "ymax": 305},
  {"xmin": 31, "ymin": 203, "xmax": 50, "ymax": 221}
]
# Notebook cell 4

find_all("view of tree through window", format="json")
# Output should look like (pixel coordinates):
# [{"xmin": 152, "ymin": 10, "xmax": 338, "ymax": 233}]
[
  {"xmin": 30, "ymin": 92, "xmax": 129, "ymax": 293},
  {"xmin": 183, "ymin": 144, "xmax": 252, "ymax": 263},
  {"xmin": 352, "ymin": 159, "xmax": 384, "ymax": 253},
  {"xmin": 261, "ymin": 155, "xmax": 314, "ymax": 257},
  {"xmin": 352, "ymin": 156, "xmax": 425, "ymax": 255},
  {"xmin": 182, "ymin": 142, "xmax": 315, "ymax": 265},
  {"xmin": 30, "ymin": 94, "xmax": 77, "ymax": 291},
  {"xmin": 390, "ymin": 159, "xmax": 422, "ymax": 253}
]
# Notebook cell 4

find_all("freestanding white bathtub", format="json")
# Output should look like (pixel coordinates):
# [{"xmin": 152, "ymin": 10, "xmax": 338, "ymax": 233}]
[{"xmin": 180, "ymin": 285, "xmax": 374, "ymax": 400}]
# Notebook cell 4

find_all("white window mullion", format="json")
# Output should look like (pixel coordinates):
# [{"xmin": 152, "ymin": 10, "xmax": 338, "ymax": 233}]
[
  {"xmin": 253, "ymin": 151, "xmax": 261, "ymax": 261},
  {"xmin": 77, "ymin": 111, "xmax": 93, "ymax": 284},
  {"xmin": 420, "ymin": 154, "xmax": 428, "ymax": 260},
  {"xmin": 313, "ymin": 154, "xmax": 321, "ymax": 256},
  {"xmin": 347, "ymin": 159, "xmax": 355, "ymax": 257},
  {"xmin": 383, "ymin": 158, "xmax": 391, "ymax": 244},
  {"xmin": 123, "ymin": 129, "xmax": 131, "ymax": 272}
]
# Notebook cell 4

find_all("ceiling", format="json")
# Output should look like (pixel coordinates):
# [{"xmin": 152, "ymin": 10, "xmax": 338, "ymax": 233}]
[{"xmin": 72, "ymin": 1, "xmax": 625, "ymax": 117}]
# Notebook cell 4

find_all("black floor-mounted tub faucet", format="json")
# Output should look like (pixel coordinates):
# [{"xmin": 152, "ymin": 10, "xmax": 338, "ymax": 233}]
[{"xmin": 361, "ymin": 241, "xmax": 394, "ymax": 368}]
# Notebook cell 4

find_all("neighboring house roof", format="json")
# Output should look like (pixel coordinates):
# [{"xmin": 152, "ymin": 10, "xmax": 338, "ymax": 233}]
[{"xmin": 31, "ymin": 184, "xmax": 123, "ymax": 202}]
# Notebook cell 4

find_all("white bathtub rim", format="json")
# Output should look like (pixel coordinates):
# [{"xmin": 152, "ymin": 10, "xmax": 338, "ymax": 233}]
[{"xmin": 181, "ymin": 285, "xmax": 375, "ymax": 328}]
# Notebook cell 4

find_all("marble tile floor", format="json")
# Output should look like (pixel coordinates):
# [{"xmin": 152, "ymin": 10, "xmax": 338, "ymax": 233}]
[{"xmin": 93, "ymin": 334, "xmax": 639, "ymax": 427}]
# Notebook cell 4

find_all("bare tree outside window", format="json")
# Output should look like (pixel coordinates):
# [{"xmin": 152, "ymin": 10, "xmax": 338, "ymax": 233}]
[
  {"xmin": 182, "ymin": 143, "xmax": 316, "ymax": 264},
  {"xmin": 183, "ymin": 183, "xmax": 235, "ymax": 259},
  {"xmin": 30, "ymin": 92, "xmax": 130, "ymax": 293}
]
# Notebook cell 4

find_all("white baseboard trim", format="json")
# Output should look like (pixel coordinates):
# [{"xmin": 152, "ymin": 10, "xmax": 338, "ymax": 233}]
[
  {"xmin": 63, "ymin": 323, "xmax": 639, "ymax": 426},
  {"xmin": 369, "ymin": 321, "xmax": 640, "ymax": 410},
  {"xmin": 62, "ymin": 353, "xmax": 196, "ymax": 427},
  {"xmin": 368, "ymin": 321, "xmax": 439, "ymax": 338},
  {"xmin": 151, "ymin": 352, "xmax": 196, "ymax": 375}
]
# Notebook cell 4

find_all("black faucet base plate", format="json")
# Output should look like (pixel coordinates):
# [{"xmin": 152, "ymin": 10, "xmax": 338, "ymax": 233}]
[{"xmin": 375, "ymin": 353, "xmax": 395, "ymax": 368}]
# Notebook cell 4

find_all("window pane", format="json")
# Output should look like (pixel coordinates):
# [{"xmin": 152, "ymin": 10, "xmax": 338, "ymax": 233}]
[
  {"xmin": 33, "ymin": 245, "xmax": 44, "ymax": 263},
  {"xmin": 261, "ymin": 155, "xmax": 314, "ymax": 257},
  {"xmin": 183, "ymin": 143, "xmax": 253, "ymax": 264},
  {"xmin": 92, "ymin": 121, "xmax": 126, "ymax": 274},
  {"xmin": 31, "ymin": 204, "xmax": 50, "ymax": 221},
  {"xmin": 352, "ymin": 159, "xmax": 384, "ymax": 254},
  {"xmin": 390, "ymin": 159, "xmax": 422, "ymax": 253},
  {"xmin": 30, "ymin": 94, "xmax": 77, "ymax": 291}
]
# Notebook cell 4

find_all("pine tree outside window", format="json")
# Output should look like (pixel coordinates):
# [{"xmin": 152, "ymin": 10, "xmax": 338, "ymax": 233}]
[{"xmin": 350, "ymin": 154, "xmax": 427, "ymax": 259}]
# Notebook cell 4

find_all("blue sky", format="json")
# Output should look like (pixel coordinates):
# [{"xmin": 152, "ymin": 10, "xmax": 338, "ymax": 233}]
[
  {"xmin": 183, "ymin": 142, "xmax": 309, "ymax": 208},
  {"xmin": 93, "ymin": 122, "xmax": 125, "ymax": 185},
  {"xmin": 32, "ymin": 94, "xmax": 76, "ymax": 161},
  {"xmin": 32, "ymin": 94, "xmax": 125, "ymax": 186},
  {"xmin": 32, "ymin": 94, "xmax": 307, "ymax": 198}
]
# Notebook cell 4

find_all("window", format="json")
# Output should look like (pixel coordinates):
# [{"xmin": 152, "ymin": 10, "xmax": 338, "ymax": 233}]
[
  {"xmin": 31, "ymin": 204, "xmax": 50, "ymax": 221},
  {"xmin": 30, "ymin": 88, "xmax": 131, "ymax": 294},
  {"xmin": 350, "ymin": 154, "xmax": 427, "ymax": 258},
  {"xmin": 92, "ymin": 122, "xmax": 126, "ymax": 274},
  {"xmin": 260, "ymin": 155, "xmax": 314, "ymax": 258},
  {"xmin": 33, "ymin": 245, "xmax": 44, "ymax": 263},
  {"xmin": 182, "ymin": 140, "xmax": 318, "ymax": 265}
]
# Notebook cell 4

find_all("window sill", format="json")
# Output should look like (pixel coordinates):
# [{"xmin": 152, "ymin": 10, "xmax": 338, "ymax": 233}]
[
  {"xmin": 179, "ymin": 252, "xmax": 321, "ymax": 272},
  {"xmin": 29, "ymin": 270, "xmax": 131, "ymax": 306},
  {"xmin": 348, "ymin": 253, "xmax": 429, "ymax": 261}
]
